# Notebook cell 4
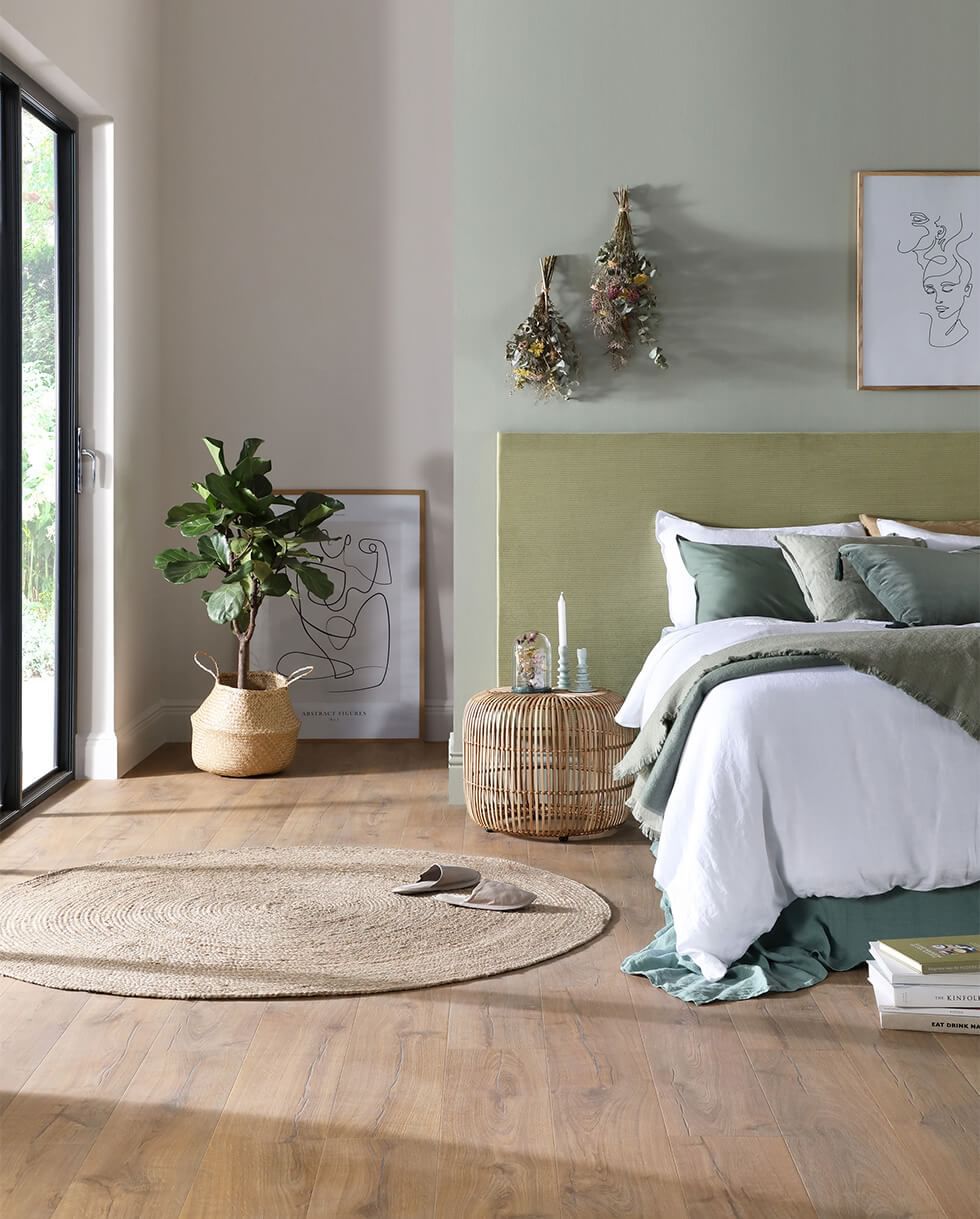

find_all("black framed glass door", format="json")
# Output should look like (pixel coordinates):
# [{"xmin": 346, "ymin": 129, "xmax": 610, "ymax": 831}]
[{"xmin": 1, "ymin": 58, "xmax": 78, "ymax": 825}]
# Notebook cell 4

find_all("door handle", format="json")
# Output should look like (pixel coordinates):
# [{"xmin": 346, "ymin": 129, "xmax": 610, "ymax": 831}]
[{"xmin": 76, "ymin": 427, "xmax": 97, "ymax": 493}]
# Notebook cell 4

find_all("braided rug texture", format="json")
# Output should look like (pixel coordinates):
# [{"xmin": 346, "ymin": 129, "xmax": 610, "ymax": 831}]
[{"xmin": 0, "ymin": 845, "xmax": 611, "ymax": 999}]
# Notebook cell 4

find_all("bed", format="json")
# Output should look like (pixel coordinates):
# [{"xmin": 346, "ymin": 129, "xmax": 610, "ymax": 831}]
[{"xmin": 497, "ymin": 431, "xmax": 980, "ymax": 1000}]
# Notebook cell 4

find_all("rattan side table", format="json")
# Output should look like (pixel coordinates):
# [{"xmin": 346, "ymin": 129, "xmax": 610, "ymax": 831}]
[{"xmin": 462, "ymin": 688, "xmax": 636, "ymax": 841}]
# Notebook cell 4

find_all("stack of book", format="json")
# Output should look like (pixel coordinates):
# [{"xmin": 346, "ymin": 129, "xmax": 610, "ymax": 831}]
[{"xmin": 868, "ymin": 936, "xmax": 980, "ymax": 1035}]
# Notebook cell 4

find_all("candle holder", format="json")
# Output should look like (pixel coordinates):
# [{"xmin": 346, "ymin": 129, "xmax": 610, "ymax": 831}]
[
  {"xmin": 575, "ymin": 648, "xmax": 593, "ymax": 693},
  {"xmin": 556, "ymin": 644, "xmax": 570, "ymax": 690}
]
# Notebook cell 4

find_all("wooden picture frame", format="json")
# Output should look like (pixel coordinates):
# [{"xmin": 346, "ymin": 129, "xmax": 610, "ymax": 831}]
[
  {"xmin": 857, "ymin": 170, "xmax": 980, "ymax": 390},
  {"xmin": 251, "ymin": 489, "xmax": 425, "ymax": 740}
]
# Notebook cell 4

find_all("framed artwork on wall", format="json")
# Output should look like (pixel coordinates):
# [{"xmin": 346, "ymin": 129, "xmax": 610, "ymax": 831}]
[
  {"xmin": 857, "ymin": 170, "xmax": 979, "ymax": 390},
  {"xmin": 251, "ymin": 490, "xmax": 425, "ymax": 740}
]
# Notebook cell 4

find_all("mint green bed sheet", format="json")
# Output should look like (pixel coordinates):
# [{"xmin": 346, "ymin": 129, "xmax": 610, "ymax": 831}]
[{"xmin": 623, "ymin": 882, "xmax": 980, "ymax": 1004}]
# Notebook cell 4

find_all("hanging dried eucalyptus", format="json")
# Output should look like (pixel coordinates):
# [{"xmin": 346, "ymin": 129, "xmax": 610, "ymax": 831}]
[
  {"xmin": 591, "ymin": 187, "xmax": 668, "ymax": 370},
  {"xmin": 506, "ymin": 255, "xmax": 579, "ymax": 400}
]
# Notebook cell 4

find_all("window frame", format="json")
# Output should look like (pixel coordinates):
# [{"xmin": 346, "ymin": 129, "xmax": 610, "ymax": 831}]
[{"xmin": 0, "ymin": 56, "xmax": 79, "ymax": 825}]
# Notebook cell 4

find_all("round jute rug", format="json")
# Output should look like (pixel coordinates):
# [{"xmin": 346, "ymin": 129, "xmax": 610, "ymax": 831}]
[{"xmin": 0, "ymin": 846, "xmax": 610, "ymax": 999}]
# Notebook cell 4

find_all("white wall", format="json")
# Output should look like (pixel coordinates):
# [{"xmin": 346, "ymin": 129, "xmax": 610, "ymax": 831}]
[
  {"xmin": 159, "ymin": 0, "xmax": 454, "ymax": 741},
  {"xmin": 1, "ymin": 0, "xmax": 164, "ymax": 776},
  {"xmin": 452, "ymin": 0, "xmax": 980, "ymax": 798}
]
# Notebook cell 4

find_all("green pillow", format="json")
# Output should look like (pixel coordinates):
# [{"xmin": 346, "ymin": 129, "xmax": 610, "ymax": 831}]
[
  {"xmin": 839, "ymin": 545, "xmax": 980, "ymax": 626},
  {"xmin": 677, "ymin": 538, "xmax": 813, "ymax": 624},
  {"xmin": 776, "ymin": 533, "xmax": 924, "ymax": 622}
]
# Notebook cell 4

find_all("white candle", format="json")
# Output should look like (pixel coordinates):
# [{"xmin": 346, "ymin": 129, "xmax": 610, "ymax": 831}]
[{"xmin": 558, "ymin": 592, "xmax": 567, "ymax": 649}]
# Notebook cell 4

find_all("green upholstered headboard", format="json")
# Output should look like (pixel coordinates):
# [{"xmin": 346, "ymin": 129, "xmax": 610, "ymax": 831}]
[{"xmin": 497, "ymin": 432, "xmax": 980, "ymax": 696}]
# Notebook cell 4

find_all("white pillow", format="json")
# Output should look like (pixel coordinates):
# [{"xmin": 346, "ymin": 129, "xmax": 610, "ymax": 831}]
[
  {"xmin": 655, "ymin": 510, "xmax": 865, "ymax": 627},
  {"xmin": 875, "ymin": 518, "xmax": 977, "ymax": 552}
]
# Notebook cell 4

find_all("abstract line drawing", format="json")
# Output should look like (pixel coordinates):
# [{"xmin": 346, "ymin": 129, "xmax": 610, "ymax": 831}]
[
  {"xmin": 252, "ymin": 490, "xmax": 423, "ymax": 739},
  {"xmin": 897, "ymin": 210, "xmax": 974, "ymax": 348},
  {"xmin": 276, "ymin": 534, "xmax": 393, "ymax": 693}
]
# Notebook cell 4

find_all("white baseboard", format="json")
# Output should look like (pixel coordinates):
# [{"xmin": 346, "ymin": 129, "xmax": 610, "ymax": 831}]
[
  {"xmin": 80, "ymin": 699, "xmax": 457, "ymax": 778},
  {"xmin": 75, "ymin": 729, "xmax": 119, "ymax": 779},
  {"xmin": 447, "ymin": 729, "xmax": 464, "ymax": 805},
  {"xmin": 116, "ymin": 702, "xmax": 170, "ymax": 776},
  {"xmin": 424, "ymin": 700, "xmax": 453, "ymax": 743}
]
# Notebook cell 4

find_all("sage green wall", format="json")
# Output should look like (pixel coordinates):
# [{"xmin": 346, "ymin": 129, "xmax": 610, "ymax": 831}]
[{"xmin": 452, "ymin": 0, "xmax": 980, "ymax": 797}]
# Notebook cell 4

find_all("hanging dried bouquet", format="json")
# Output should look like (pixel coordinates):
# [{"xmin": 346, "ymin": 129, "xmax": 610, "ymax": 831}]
[
  {"xmin": 506, "ymin": 255, "xmax": 579, "ymax": 400},
  {"xmin": 592, "ymin": 187, "xmax": 668, "ymax": 370}
]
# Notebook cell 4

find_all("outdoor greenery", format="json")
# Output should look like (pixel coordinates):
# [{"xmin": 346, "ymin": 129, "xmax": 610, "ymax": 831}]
[
  {"xmin": 21, "ymin": 114, "xmax": 58, "ymax": 678},
  {"xmin": 155, "ymin": 438, "xmax": 344, "ymax": 688}
]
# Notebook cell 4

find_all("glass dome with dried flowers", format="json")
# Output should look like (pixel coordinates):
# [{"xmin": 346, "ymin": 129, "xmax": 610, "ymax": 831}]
[{"xmin": 512, "ymin": 631, "xmax": 553, "ymax": 693}]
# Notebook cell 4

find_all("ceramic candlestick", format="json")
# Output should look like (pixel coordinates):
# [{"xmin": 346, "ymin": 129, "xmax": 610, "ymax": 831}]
[
  {"xmin": 574, "ymin": 648, "xmax": 593, "ymax": 692},
  {"xmin": 556, "ymin": 644, "xmax": 570, "ymax": 690}
]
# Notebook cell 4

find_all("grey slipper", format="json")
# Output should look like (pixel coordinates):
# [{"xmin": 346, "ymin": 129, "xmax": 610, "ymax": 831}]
[
  {"xmin": 392, "ymin": 864, "xmax": 481, "ymax": 895},
  {"xmin": 436, "ymin": 879, "xmax": 537, "ymax": 912}
]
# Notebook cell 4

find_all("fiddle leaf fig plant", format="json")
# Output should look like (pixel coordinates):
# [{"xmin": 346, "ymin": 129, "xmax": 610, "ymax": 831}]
[{"xmin": 155, "ymin": 437, "xmax": 343, "ymax": 688}]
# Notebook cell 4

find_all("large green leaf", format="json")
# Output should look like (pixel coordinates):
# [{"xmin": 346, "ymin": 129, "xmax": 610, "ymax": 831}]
[
  {"xmin": 154, "ymin": 547, "xmax": 214, "ymax": 584},
  {"xmin": 165, "ymin": 502, "xmax": 208, "ymax": 528},
  {"xmin": 288, "ymin": 559, "xmax": 335, "ymax": 600},
  {"xmin": 205, "ymin": 471, "xmax": 254, "ymax": 514},
  {"xmin": 198, "ymin": 534, "xmax": 232, "ymax": 568},
  {"xmin": 233, "ymin": 456, "xmax": 273, "ymax": 485},
  {"xmin": 191, "ymin": 481, "xmax": 220, "ymax": 510},
  {"xmin": 202, "ymin": 437, "xmax": 228, "ymax": 474},
  {"xmin": 206, "ymin": 582, "xmax": 247, "ymax": 624},
  {"xmin": 236, "ymin": 437, "xmax": 264, "ymax": 465},
  {"xmin": 179, "ymin": 514, "xmax": 223, "ymax": 538},
  {"xmin": 260, "ymin": 572, "xmax": 291, "ymax": 598}
]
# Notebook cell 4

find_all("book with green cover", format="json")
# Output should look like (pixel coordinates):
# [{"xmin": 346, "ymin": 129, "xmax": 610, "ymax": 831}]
[{"xmin": 876, "ymin": 935, "xmax": 980, "ymax": 975}]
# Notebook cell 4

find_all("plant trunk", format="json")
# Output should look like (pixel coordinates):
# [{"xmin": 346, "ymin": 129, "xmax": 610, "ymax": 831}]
[
  {"xmin": 235, "ymin": 581, "xmax": 261, "ymax": 689},
  {"xmin": 237, "ymin": 636, "xmax": 250, "ymax": 690}
]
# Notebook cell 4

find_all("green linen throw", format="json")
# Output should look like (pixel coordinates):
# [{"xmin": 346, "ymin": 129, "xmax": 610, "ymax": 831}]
[{"xmin": 614, "ymin": 626, "xmax": 980, "ymax": 839}]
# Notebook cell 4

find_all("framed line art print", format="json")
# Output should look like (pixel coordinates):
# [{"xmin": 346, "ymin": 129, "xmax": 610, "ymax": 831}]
[
  {"xmin": 857, "ymin": 170, "xmax": 980, "ymax": 390},
  {"xmin": 251, "ymin": 490, "xmax": 425, "ymax": 740}
]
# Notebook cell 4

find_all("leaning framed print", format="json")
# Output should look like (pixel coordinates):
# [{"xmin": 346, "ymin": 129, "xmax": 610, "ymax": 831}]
[
  {"xmin": 857, "ymin": 170, "xmax": 979, "ymax": 390},
  {"xmin": 251, "ymin": 490, "xmax": 425, "ymax": 739}
]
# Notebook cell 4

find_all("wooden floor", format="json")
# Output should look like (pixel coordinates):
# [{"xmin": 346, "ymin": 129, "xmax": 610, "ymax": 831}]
[{"xmin": 0, "ymin": 743, "xmax": 976, "ymax": 1219}]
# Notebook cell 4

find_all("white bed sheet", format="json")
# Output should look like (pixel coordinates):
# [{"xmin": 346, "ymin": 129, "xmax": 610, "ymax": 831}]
[{"xmin": 617, "ymin": 618, "xmax": 980, "ymax": 980}]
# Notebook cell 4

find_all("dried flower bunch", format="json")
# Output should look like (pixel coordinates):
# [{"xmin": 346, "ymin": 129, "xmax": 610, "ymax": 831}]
[
  {"xmin": 591, "ymin": 186, "xmax": 668, "ymax": 370},
  {"xmin": 513, "ymin": 631, "xmax": 550, "ymax": 691},
  {"xmin": 506, "ymin": 255, "xmax": 579, "ymax": 400}
]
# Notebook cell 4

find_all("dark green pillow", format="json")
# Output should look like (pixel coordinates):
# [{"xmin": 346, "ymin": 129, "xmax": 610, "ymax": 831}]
[
  {"xmin": 839, "ymin": 545, "xmax": 980, "ymax": 626},
  {"xmin": 677, "ymin": 538, "xmax": 813, "ymax": 624}
]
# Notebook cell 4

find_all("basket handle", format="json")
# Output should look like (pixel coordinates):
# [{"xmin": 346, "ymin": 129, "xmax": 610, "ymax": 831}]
[
  {"xmin": 284, "ymin": 665, "xmax": 314, "ymax": 686},
  {"xmin": 193, "ymin": 651, "xmax": 221, "ymax": 682}
]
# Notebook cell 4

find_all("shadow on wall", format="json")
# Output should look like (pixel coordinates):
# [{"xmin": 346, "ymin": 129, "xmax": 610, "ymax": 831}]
[{"xmin": 554, "ymin": 183, "xmax": 847, "ymax": 402}]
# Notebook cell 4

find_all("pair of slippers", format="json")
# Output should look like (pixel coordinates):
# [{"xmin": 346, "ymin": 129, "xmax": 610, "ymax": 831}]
[{"xmin": 392, "ymin": 864, "xmax": 536, "ymax": 912}]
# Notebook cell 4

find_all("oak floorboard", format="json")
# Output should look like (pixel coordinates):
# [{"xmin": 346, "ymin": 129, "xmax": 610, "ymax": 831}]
[
  {"xmin": 670, "ymin": 1135, "xmax": 817, "ymax": 1219},
  {"xmin": 0, "ymin": 743, "xmax": 974, "ymax": 1219},
  {"xmin": 307, "ymin": 990, "xmax": 450, "ymax": 1219},
  {"xmin": 47, "ymin": 1000, "xmax": 266, "ymax": 1219},
  {"xmin": 177, "ymin": 998, "xmax": 358, "ymax": 1219},
  {"xmin": 0, "ymin": 978, "xmax": 89, "ymax": 1117},
  {"xmin": 811, "ymin": 980, "xmax": 980, "ymax": 1219},
  {"xmin": 434, "ymin": 962, "xmax": 560, "ymax": 1219},
  {"xmin": 937, "ymin": 1032, "xmax": 980, "ymax": 1093},
  {"xmin": 0, "ymin": 994, "xmax": 175, "ymax": 1219},
  {"xmin": 747, "ymin": 1047, "xmax": 946, "ymax": 1217}
]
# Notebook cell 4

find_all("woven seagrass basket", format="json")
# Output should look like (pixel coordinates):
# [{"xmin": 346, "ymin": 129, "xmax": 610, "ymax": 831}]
[{"xmin": 190, "ymin": 652, "xmax": 311, "ymax": 777}]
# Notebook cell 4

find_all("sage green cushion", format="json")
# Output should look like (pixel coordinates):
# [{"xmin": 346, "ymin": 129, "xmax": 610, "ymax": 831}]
[
  {"xmin": 677, "ymin": 538, "xmax": 812, "ymax": 624},
  {"xmin": 776, "ymin": 533, "xmax": 924, "ymax": 622},
  {"xmin": 839, "ymin": 544, "xmax": 980, "ymax": 626}
]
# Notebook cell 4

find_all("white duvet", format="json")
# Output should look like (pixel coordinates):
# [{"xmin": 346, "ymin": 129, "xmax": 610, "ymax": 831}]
[{"xmin": 617, "ymin": 618, "xmax": 980, "ymax": 980}]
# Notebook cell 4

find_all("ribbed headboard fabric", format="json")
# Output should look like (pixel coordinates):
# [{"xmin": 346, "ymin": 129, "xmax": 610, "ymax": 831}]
[{"xmin": 497, "ymin": 432, "xmax": 980, "ymax": 697}]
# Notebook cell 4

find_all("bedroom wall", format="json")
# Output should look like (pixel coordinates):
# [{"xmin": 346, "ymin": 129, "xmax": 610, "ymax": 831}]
[
  {"xmin": 451, "ymin": 0, "xmax": 980, "ymax": 797},
  {"xmin": 158, "ymin": 0, "xmax": 453, "ymax": 742},
  {"xmin": 0, "ymin": 0, "xmax": 164, "ymax": 776}
]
